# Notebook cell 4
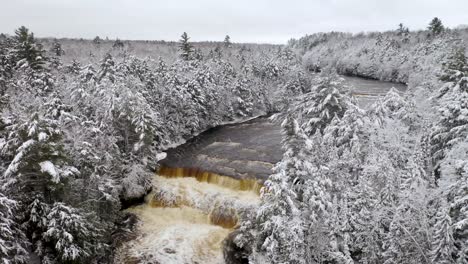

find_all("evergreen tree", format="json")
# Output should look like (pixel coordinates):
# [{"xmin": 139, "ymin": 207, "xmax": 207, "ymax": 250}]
[
  {"xmin": 93, "ymin": 36, "xmax": 101, "ymax": 45},
  {"xmin": 430, "ymin": 77, "xmax": 468, "ymax": 166},
  {"xmin": 14, "ymin": 26, "xmax": 46, "ymax": 70},
  {"xmin": 0, "ymin": 36, "xmax": 16, "ymax": 92},
  {"xmin": 431, "ymin": 207, "xmax": 455, "ymax": 264},
  {"xmin": 397, "ymin": 23, "xmax": 410, "ymax": 36},
  {"xmin": 0, "ymin": 193, "xmax": 29, "ymax": 263},
  {"xmin": 97, "ymin": 53, "xmax": 116, "ymax": 82},
  {"xmin": 437, "ymin": 139, "xmax": 468, "ymax": 263},
  {"xmin": 428, "ymin": 17, "xmax": 444, "ymax": 36},
  {"xmin": 24, "ymin": 199, "xmax": 106, "ymax": 263},
  {"xmin": 232, "ymin": 77, "xmax": 255, "ymax": 117},
  {"xmin": 65, "ymin": 59, "xmax": 81, "ymax": 75},
  {"xmin": 397, "ymin": 23, "xmax": 410, "ymax": 43},
  {"xmin": 291, "ymin": 69, "xmax": 349, "ymax": 136},
  {"xmin": 49, "ymin": 39, "xmax": 64, "ymax": 57},
  {"xmin": 1, "ymin": 113, "xmax": 76, "ymax": 202},
  {"xmin": 224, "ymin": 35, "xmax": 232, "ymax": 48},
  {"xmin": 255, "ymin": 116, "xmax": 310, "ymax": 264},
  {"xmin": 179, "ymin": 32, "xmax": 193, "ymax": 61},
  {"xmin": 439, "ymin": 47, "xmax": 468, "ymax": 84},
  {"xmin": 113, "ymin": 38, "xmax": 124, "ymax": 49}
]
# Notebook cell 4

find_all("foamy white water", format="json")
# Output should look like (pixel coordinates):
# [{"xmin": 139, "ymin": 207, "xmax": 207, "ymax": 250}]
[{"xmin": 114, "ymin": 174, "xmax": 260, "ymax": 263}]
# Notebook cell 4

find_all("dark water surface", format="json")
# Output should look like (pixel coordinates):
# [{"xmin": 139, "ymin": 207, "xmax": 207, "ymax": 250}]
[{"xmin": 160, "ymin": 77, "xmax": 408, "ymax": 180}]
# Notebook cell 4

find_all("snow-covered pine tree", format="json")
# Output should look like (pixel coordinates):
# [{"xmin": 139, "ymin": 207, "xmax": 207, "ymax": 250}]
[
  {"xmin": 0, "ymin": 192, "xmax": 29, "ymax": 264},
  {"xmin": 323, "ymin": 102, "xmax": 369, "ymax": 153},
  {"xmin": 430, "ymin": 76, "xmax": 468, "ymax": 169},
  {"xmin": 49, "ymin": 39, "xmax": 64, "ymax": 57},
  {"xmin": 79, "ymin": 64, "xmax": 97, "ymax": 83},
  {"xmin": 437, "ymin": 47, "xmax": 468, "ymax": 99},
  {"xmin": 437, "ymin": 139, "xmax": 468, "ymax": 263},
  {"xmin": 382, "ymin": 156, "xmax": 431, "ymax": 264},
  {"xmin": 14, "ymin": 26, "xmax": 46, "ymax": 71},
  {"xmin": 97, "ymin": 53, "xmax": 116, "ymax": 83},
  {"xmin": 113, "ymin": 38, "xmax": 124, "ymax": 49},
  {"xmin": 291, "ymin": 69, "xmax": 349, "ymax": 136},
  {"xmin": 25, "ymin": 199, "xmax": 106, "ymax": 263},
  {"xmin": 93, "ymin": 36, "xmax": 101, "ymax": 45},
  {"xmin": 232, "ymin": 77, "xmax": 255, "ymax": 117},
  {"xmin": 65, "ymin": 59, "xmax": 81, "ymax": 75},
  {"xmin": 369, "ymin": 87, "xmax": 414, "ymax": 126},
  {"xmin": 0, "ymin": 36, "xmax": 16, "ymax": 91},
  {"xmin": 48, "ymin": 39, "xmax": 64, "ymax": 69},
  {"xmin": 428, "ymin": 17, "xmax": 444, "ymax": 36},
  {"xmin": 44, "ymin": 92, "xmax": 71, "ymax": 121},
  {"xmin": 431, "ymin": 206, "xmax": 455, "ymax": 264},
  {"xmin": 397, "ymin": 23, "xmax": 410, "ymax": 37},
  {"xmin": 1, "ymin": 112, "xmax": 77, "ymax": 202},
  {"xmin": 224, "ymin": 35, "xmax": 232, "ymax": 48},
  {"xmin": 347, "ymin": 173, "xmax": 381, "ymax": 263},
  {"xmin": 179, "ymin": 32, "xmax": 194, "ymax": 61},
  {"xmin": 301, "ymin": 163, "xmax": 335, "ymax": 263},
  {"xmin": 254, "ymin": 116, "xmax": 310, "ymax": 264}
]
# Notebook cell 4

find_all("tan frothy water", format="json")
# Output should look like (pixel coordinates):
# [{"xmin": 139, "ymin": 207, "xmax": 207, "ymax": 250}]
[{"xmin": 115, "ymin": 167, "xmax": 261, "ymax": 264}]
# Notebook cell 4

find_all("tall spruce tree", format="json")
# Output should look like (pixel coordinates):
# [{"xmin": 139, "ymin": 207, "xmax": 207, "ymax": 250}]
[
  {"xmin": 0, "ymin": 193, "xmax": 29, "ymax": 263},
  {"xmin": 179, "ymin": 32, "xmax": 193, "ymax": 61},
  {"xmin": 428, "ymin": 17, "xmax": 444, "ymax": 36},
  {"xmin": 291, "ymin": 69, "xmax": 349, "ymax": 136},
  {"xmin": 224, "ymin": 35, "xmax": 232, "ymax": 48},
  {"xmin": 50, "ymin": 39, "xmax": 64, "ymax": 57},
  {"xmin": 14, "ymin": 26, "xmax": 46, "ymax": 70}
]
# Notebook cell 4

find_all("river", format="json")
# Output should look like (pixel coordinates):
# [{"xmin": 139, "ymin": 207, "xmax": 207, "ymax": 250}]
[{"xmin": 114, "ymin": 77, "xmax": 407, "ymax": 264}]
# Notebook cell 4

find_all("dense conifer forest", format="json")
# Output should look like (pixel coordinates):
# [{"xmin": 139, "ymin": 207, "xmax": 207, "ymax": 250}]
[{"xmin": 1, "ymin": 17, "xmax": 467, "ymax": 264}]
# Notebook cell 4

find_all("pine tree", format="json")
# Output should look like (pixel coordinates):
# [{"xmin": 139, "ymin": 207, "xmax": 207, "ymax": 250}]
[
  {"xmin": 437, "ymin": 139, "xmax": 468, "ymax": 263},
  {"xmin": 397, "ymin": 23, "xmax": 410, "ymax": 43},
  {"xmin": 428, "ymin": 17, "xmax": 444, "ymax": 36},
  {"xmin": 65, "ymin": 59, "xmax": 81, "ymax": 75},
  {"xmin": 254, "ymin": 116, "xmax": 310, "ymax": 264},
  {"xmin": 323, "ymin": 103, "xmax": 369, "ymax": 152},
  {"xmin": 14, "ymin": 26, "xmax": 46, "ymax": 70},
  {"xmin": 0, "ymin": 193, "xmax": 29, "ymax": 263},
  {"xmin": 224, "ymin": 35, "xmax": 232, "ymax": 48},
  {"xmin": 439, "ymin": 47, "xmax": 468, "ymax": 85},
  {"xmin": 49, "ymin": 39, "xmax": 64, "ymax": 57},
  {"xmin": 1, "ymin": 113, "xmax": 76, "ymax": 202},
  {"xmin": 232, "ymin": 77, "xmax": 254, "ymax": 117},
  {"xmin": 93, "ymin": 36, "xmax": 101, "ymax": 45},
  {"xmin": 113, "ymin": 38, "xmax": 124, "ymax": 49},
  {"xmin": 397, "ymin": 23, "xmax": 410, "ymax": 36},
  {"xmin": 49, "ymin": 39, "xmax": 64, "ymax": 70},
  {"xmin": 291, "ymin": 69, "xmax": 349, "ymax": 136},
  {"xmin": 97, "ymin": 53, "xmax": 116, "ymax": 82},
  {"xmin": 447, "ymin": 165, "xmax": 468, "ymax": 263},
  {"xmin": 24, "ymin": 199, "xmax": 106, "ymax": 263},
  {"xmin": 179, "ymin": 32, "xmax": 193, "ymax": 61},
  {"xmin": 430, "ymin": 78, "xmax": 468, "ymax": 166},
  {"xmin": 431, "ymin": 208, "xmax": 455, "ymax": 264},
  {"xmin": 0, "ymin": 36, "xmax": 16, "ymax": 93}
]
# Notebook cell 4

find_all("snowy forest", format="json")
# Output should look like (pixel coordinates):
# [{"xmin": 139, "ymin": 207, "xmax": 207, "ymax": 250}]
[{"xmin": 1, "ymin": 16, "xmax": 468, "ymax": 264}]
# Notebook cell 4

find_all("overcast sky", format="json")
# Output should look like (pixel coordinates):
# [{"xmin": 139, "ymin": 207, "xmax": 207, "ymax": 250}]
[{"xmin": 1, "ymin": 0, "xmax": 467, "ymax": 44}]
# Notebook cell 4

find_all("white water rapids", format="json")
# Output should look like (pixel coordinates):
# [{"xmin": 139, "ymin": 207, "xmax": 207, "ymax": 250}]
[{"xmin": 115, "ymin": 172, "xmax": 260, "ymax": 263}]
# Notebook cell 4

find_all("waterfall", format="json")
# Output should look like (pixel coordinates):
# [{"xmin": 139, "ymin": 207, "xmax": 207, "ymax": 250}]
[{"xmin": 115, "ymin": 166, "xmax": 261, "ymax": 263}]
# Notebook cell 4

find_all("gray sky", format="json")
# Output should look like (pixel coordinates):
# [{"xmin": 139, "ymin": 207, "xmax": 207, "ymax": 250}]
[{"xmin": 1, "ymin": 0, "xmax": 467, "ymax": 44}]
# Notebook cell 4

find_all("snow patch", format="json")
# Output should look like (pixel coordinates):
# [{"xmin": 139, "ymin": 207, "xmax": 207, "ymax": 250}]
[{"xmin": 39, "ymin": 161, "xmax": 60, "ymax": 183}]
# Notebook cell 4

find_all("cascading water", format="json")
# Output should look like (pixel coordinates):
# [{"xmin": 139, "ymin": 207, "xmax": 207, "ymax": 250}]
[
  {"xmin": 114, "ymin": 166, "xmax": 262, "ymax": 264},
  {"xmin": 114, "ymin": 77, "xmax": 407, "ymax": 263}
]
